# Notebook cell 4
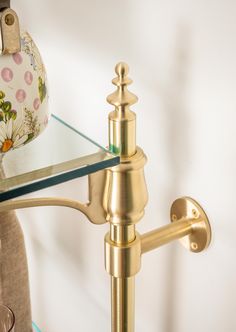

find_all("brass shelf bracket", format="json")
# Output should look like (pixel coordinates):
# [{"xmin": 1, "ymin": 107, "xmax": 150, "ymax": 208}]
[
  {"xmin": 141, "ymin": 196, "xmax": 211, "ymax": 254},
  {"xmin": 0, "ymin": 170, "xmax": 108, "ymax": 225}
]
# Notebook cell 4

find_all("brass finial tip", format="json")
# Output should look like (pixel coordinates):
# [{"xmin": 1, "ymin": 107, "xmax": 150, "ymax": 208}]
[{"xmin": 115, "ymin": 62, "xmax": 129, "ymax": 77}]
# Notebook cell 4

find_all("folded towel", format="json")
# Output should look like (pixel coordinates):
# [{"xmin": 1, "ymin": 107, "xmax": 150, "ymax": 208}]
[{"xmin": 0, "ymin": 162, "xmax": 33, "ymax": 332}]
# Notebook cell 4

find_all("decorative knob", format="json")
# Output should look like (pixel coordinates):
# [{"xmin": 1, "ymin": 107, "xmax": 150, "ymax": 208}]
[
  {"xmin": 107, "ymin": 62, "xmax": 138, "ymax": 157},
  {"xmin": 107, "ymin": 62, "xmax": 138, "ymax": 111}
]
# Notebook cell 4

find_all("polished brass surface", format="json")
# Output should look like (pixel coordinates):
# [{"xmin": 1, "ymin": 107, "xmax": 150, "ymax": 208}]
[
  {"xmin": 111, "ymin": 277, "xmax": 135, "ymax": 332},
  {"xmin": 105, "ymin": 232, "xmax": 141, "ymax": 278},
  {"xmin": 104, "ymin": 63, "xmax": 149, "ymax": 332},
  {"xmin": 170, "ymin": 197, "xmax": 211, "ymax": 252},
  {"xmin": 107, "ymin": 62, "xmax": 138, "ymax": 158},
  {"xmin": 110, "ymin": 224, "xmax": 136, "ymax": 244},
  {"xmin": 141, "ymin": 218, "xmax": 192, "ymax": 254},
  {"xmin": 103, "ymin": 147, "xmax": 148, "ymax": 226},
  {"xmin": 0, "ymin": 8, "xmax": 20, "ymax": 54}
]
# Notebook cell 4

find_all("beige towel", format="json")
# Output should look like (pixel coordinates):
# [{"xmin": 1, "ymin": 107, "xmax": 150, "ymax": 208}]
[{"xmin": 0, "ymin": 163, "xmax": 32, "ymax": 332}]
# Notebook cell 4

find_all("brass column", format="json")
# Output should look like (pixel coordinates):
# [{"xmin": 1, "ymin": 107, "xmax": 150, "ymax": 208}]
[{"xmin": 104, "ymin": 63, "xmax": 148, "ymax": 332}]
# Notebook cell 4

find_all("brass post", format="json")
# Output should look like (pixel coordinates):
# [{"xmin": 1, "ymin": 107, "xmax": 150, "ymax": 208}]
[
  {"xmin": 0, "ymin": 62, "xmax": 212, "ymax": 331},
  {"xmin": 104, "ymin": 63, "xmax": 148, "ymax": 332}
]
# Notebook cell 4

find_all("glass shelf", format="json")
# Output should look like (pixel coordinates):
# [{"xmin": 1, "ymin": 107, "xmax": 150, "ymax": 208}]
[
  {"xmin": 0, "ymin": 114, "xmax": 119, "ymax": 202},
  {"xmin": 32, "ymin": 322, "xmax": 41, "ymax": 332}
]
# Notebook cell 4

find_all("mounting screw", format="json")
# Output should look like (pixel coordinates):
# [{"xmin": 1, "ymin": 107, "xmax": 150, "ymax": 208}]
[
  {"xmin": 171, "ymin": 214, "xmax": 177, "ymax": 222},
  {"xmin": 170, "ymin": 197, "xmax": 211, "ymax": 253},
  {"xmin": 192, "ymin": 209, "xmax": 199, "ymax": 218}
]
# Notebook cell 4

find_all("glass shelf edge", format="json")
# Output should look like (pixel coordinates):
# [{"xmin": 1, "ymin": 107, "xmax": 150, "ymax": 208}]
[
  {"xmin": 32, "ymin": 322, "xmax": 41, "ymax": 332},
  {"xmin": 51, "ymin": 114, "xmax": 110, "ymax": 153},
  {"xmin": 0, "ymin": 156, "xmax": 119, "ymax": 202}
]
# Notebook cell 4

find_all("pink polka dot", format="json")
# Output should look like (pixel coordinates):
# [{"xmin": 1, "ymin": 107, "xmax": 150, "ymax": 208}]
[
  {"xmin": 33, "ymin": 98, "xmax": 40, "ymax": 110},
  {"xmin": 16, "ymin": 89, "xmax": 26, "ymax": 103},
  {"xmin": 44, "ymin": 115, "xmax": 49, "ymax": 125},
  {"xmin": 24, "ymin": 71, "xmax": 33, "ymax": 85},
  {"xmin": 1, "ymin": 68, "xmax": 13, "ymax": 82},
  {"xmin": 13, "ymin": 53, "xmax": 23, "ymax": 65}
]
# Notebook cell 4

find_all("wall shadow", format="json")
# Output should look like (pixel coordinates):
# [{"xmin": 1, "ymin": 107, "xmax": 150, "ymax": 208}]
[{"xmin": 160, "ymin": 25, "xmax": 192, "ymax": 332}]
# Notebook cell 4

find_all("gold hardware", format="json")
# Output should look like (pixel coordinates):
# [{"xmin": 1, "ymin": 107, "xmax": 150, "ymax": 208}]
[
  {"xmin": 141, "ymin": 196, "xmax": 211, "ymax": 254},
  {"xmin": 105, "ymin": 232, "xmax": 141, "ymax": 278},
  {"xmin": 107, "ymin": 62, "xmax": 138, "ymax": 158},
  {"xmin": 104, "ymin": 63, "xmax": 148, "ymax": 332},
  {"xmin": 170, "ymin": 197, "xmax": 211, "ymax": 253},
  {"xmin": 0, "ymin": 7, "xmax": 21, "ymax": 54},
  {"xmin": 111, "ymin": 277, "xmax": 135, "ymax": 332},
  {"xmin": 141, "ymin": 217, "xmax": 193, "ymax": 254},
  {"xmin": 103, "ymin": 147, "xmax": 148, "ymax": 225}
]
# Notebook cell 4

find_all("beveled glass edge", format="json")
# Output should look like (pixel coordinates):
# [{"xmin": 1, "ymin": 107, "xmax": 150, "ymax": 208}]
[
  {"xmin": 0, "ymin": 156, "xmax": 119, "ymax": 202},
  {"xmin": 0, "ymin": 113, "xmax": 120, "ymax": 201},
  {"xmin": 0, "ymin": 151, "xmax": 108, "ymax": 191}
]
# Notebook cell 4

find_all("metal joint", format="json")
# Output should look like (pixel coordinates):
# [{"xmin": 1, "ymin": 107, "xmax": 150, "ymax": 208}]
[
  {"xmin": 103, "ymin": 147, "xmax": 148, "ymax": 225},
  {"xmin": 105, "ymin": 232, "xmax": 141, "ymax": 278}
]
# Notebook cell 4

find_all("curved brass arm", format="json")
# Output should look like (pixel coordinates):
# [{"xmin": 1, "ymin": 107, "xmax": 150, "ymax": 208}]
[{"xmin": 0, "ymin": 170, "xmax": 107, "ymax": 225}]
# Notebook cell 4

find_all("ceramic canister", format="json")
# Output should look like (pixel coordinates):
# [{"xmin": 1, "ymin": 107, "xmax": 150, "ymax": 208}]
[{"xmin": 0, "ymin": 30, "xmax": 49, "ymax": 154}]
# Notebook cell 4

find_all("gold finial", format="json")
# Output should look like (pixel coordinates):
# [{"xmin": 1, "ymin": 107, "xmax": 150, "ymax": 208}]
[
  {"xmin": 107, "ymin": 62, "xmax": 137, "ymax": 157},
  {"xmin": 115, "ymin": 62, "xmax": 129, "ymax": 78},
  {"xmin": 107, "ymin": 62, "xmax": 138, "ymax": 110}
]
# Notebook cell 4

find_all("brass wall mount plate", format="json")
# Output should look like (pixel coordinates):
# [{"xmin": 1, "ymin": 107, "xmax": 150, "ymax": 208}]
[{"xmin": 170, "ymin": 197, "xmax": 211, "ymax": 253}]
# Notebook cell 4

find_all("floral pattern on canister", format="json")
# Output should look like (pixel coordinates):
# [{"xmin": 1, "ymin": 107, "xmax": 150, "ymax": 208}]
[{"xmin": 0, "ymin": 31, "xmax": 49, "ymax": 154}]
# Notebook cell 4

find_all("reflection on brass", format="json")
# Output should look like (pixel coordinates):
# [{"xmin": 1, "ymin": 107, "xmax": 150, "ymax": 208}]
[
  {"xmin": 103, "ymin": 147, "xmax": 148, "ymax": 225},
  {"xmin": 111, "ymin": 277, "xmax": 134, "ymax": 332},
  {"xmin": 105, "ymin": 232, "xmax": 141, "ymax": 278},
  {"xmin": 141, "ymin": 217, "xmax": 192, "ymax": 254},
  {"xmin": 0, "ymin": 63, "xmax": 212, "ymax": 332},
  {"xmin": 141, "ymin": 196, "xmax": 212, "ymax": 254},
  {"xmin": 107, "ymin": 62, "xmax": 138, "ymax": 158},
  {"xmin": 0, "ymin": 8, "xmax": 20, "ymax": 54},
  {"xmin": 104, "ymin": 63, "xmax": 148, "ymax": 332}
]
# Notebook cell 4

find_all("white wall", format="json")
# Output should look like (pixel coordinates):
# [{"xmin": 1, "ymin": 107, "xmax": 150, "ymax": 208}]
[{"xmin": 13, "ymin": 0, "xmax": 236, "ymax": 331}]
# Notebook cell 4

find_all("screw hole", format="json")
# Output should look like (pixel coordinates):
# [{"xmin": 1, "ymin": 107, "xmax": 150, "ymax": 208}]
[
  {"xmin": 191, "ymin": 242, "xmax": 198, "ymax": 251},
  {"xmin": 192, "ymin": 209, "xmax": 199, "ymax": 218},
  {"xmin": 5, "ymin": 14, "xmax": 15, "ymax": 26},
  {"xmin": 171, "ymin": 214, "xmax": 177, "ymax": 222}
]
